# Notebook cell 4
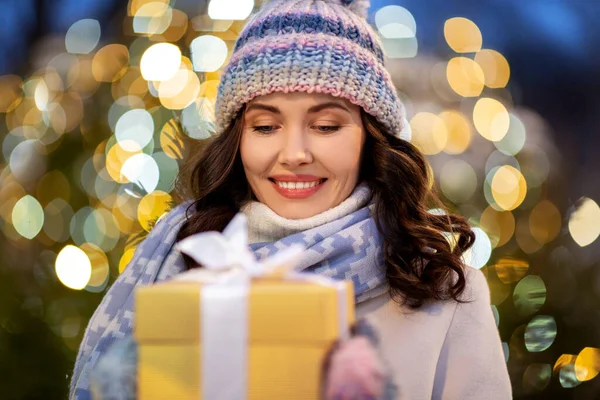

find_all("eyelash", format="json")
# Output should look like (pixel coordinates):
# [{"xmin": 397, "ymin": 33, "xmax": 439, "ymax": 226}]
[{"xmin": 251, "ymin": 125, "xmax": 341, "ymax": 134}]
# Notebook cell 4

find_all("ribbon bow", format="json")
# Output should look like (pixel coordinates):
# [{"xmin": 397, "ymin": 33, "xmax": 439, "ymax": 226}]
[{"xmin": 174, "ymin": 213, "xmax": 306, "ymax": 279}]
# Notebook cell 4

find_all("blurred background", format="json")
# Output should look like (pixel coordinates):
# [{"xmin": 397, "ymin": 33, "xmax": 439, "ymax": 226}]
[{"xmin": 0, "ymin": 0, "xmax": 599, "ymax": 398}]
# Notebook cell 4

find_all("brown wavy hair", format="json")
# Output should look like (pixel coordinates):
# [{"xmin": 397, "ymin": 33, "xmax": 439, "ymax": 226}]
[{"xmin": 174, "ymin": 105, "xmax": 475, "ymax": 308}]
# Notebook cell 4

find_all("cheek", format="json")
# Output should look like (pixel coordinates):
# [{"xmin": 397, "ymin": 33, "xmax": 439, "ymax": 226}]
[
  {"xmin": 316, "ymin": 135, "xmax": 363, "ymax": 174},
  {"xmin": 240, "ymin": 134, "xmax": 272, "ymax": 176}
]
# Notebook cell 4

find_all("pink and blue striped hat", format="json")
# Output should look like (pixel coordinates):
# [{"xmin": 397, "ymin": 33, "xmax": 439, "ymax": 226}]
[{"xmin": 214, "ymin": 0, "xmax": 410, "ymax": 139}]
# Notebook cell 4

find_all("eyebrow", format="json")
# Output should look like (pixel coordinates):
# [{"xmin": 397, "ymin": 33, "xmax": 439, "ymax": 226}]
[{"xmin": 245, "ymin": 101, "xmax": 350, "ymax": 115}]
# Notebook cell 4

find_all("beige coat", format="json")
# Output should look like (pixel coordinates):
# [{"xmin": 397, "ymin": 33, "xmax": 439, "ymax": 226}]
[{"xmin": 356, "ymin": 266, "xmax": 513, "ymax": 399}]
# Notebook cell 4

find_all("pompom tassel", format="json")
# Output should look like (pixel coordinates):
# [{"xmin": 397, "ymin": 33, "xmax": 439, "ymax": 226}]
[
  {"xmin": 323, "ymin": 318, "xmax": 397, "ymax": 400},
  {"xmin": 341, "ymin": 0, "xmax": 371, "ymax": 19}
]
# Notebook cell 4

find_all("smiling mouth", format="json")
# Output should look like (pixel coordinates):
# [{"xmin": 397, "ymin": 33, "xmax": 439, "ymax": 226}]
[{"xmin": 268, "ymin": 178, "xmax": 327, "ymax": 190}]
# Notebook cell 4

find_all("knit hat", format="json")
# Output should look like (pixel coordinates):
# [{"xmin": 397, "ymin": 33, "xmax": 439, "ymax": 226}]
[{"xmin": 214, "ymin": 0, "xmax": 411, "ymax": 140}]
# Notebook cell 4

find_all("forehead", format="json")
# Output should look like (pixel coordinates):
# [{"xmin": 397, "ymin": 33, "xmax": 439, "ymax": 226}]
[{"xmin": 247, "ymin": 91, "xmax": 356, "ymax": 109}]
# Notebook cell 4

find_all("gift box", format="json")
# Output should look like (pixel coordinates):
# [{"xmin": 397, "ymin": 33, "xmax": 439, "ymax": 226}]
[
  {"xmin": 134, "ymin": 213, "xmax": 355, "ymax": 400},
  {"xmin": 135, "ymin": 278, "xmax": 354, "ymax": 400}
]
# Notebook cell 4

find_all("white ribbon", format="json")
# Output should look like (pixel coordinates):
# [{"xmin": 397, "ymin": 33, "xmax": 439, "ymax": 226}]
[{"xmin": 173, "ymin": 213, "xmax": 350, "ymax": 398}]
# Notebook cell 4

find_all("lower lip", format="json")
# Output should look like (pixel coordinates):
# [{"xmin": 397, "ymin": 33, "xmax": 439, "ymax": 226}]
[{"xmin": 270, "ymin": 180, "xmax": 326, "ymax": 199}]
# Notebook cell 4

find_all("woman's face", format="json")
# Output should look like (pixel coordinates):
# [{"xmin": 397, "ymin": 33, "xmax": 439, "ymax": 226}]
[{"xmin": 240, "ymin": 91, "xmax": 366, "ymax": 219}]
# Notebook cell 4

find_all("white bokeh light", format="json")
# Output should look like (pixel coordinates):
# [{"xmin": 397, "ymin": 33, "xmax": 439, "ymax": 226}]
[
  {"xmin": 140, "ymin": 43, "xmax": 181, "ymax": 81},
  {"xmin": 115, "ymin": 109, "xmax": 155, "ymax": 151},
  {"xmin": 121, "ymin": 153, "xmax": 160, "ymax": 195},
  {"xmin": 65, "ymin": 19, "xmax": 101, "ymax": 54},
  {"xmin": 55, "ymin": 245, "xmax": 92, "ymax": 290},
  {"xmin": 462, "ymin": 227, "xmax": 492, "ymax": 269},
  {"xmin": 190, "ymin": 35, "xmax": 228, "ymax": 72},
  {"xmin": 208, "ymin": 0, "xmax": 254, "ymax": 20}
]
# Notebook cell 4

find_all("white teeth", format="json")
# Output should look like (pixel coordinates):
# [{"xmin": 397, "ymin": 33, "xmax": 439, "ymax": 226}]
[{"xmin": 275, "ymin": 180, "xmax": 322, "ymax": 189}]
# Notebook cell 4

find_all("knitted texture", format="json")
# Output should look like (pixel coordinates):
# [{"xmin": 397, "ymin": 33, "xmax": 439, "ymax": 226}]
[
  {"xmin": 214, "ymin": 0, "xmax": 409, "ymax": 138},
  {"xmin": 69, "ymin": 186, "xmax": 389, "ymax": 399}
]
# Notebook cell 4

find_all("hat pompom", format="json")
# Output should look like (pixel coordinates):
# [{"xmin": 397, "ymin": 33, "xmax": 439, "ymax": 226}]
[{"xmin": 340, "ymin": 0, "xmax": 371, "ymax": 19}]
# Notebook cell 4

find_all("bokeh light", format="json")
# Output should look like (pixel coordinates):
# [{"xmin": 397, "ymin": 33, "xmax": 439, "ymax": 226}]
[
  {"xmin": 115, "ymin": 109, "xmax": 154, "ymax": 151},
  {"xmin": 133, "ymin": 2, "xmax": 173, "ymax": 35},
  {"xmin": 488, "ymin": 165, "xmax": 527, "ymax": 211},
  {"xmin": 462, "ymin": 227, "xmax": 492, "ymax": 269},
  {"xmin": 494, "ymin": 257, "xmax": 528, "ymax": 284},
  {"xmin": 12, "ymin": 195, "xmax": 44, "ymax": 239},
  {"xmin": 568, "ymin": 197, "xmax": 600, "ymax": 247},
  {"xmin": 444, "ymin": 17, "xmax": 482, "ymax": 53},
  {"xmin": 439, "ymin": 110, "xmax": 472, "ymax": 154},
  {"xmin": 473, "ymin": 98, "xmax": 510, "ymax": 141},
  {"xmin": 137, "ymin": 190, "xmax": 172, "ymax": 232},
  {"xmin": 375, "ymin": 6, "xmax": 418, "ymax": 58},
  {"xmin": 190, "ymin": 35, "xmax": 228, "ymax": 73},
  {"xmin": 65, "ymin": 19, "xmax": 101, "ymax": 55},
  {"xmin": 208, "ymin": 0, "xmax": 254, "ymax": 20},
  {"xmin": 446, "ymin": 57, "xmax": 484, "ymax": 97},
  {"xmin": 409, "ymin": 112, "xmax": 448, "ymax": 155},
  {"xmin": 513, "ymin": 275, "xmax": 546, "ymax": 317},
  {"xmin": 55, "ymin": 245, "xmax": 92, "ymax": 290},
  {"xmin": 440, "ymin": 159, "xmax": 477, "ymax": 203},
  {"xmin": 479, "ymin": 207, "xmax": 515, "ymax": 248},
  {"xmin": 524, "ymin": 315, "xmax": 557, "ymax": 352},
  {"xmin": 522, "ymin": 363, "xmax": 551, "ymax": 393},
  {"xmin": 529, "ymin": 200, "xmax": 561, "ymax": 245},
  {"xmin": 140, "ymin": 43, "xmax": 181, "ymax": 81},
  {"xmin": 474, "ymin": 49, "xmax": 511, "ymax": 88},
  {"xmin": 575, "ymin": 347, "xmax": 600, "ymax": 382}
]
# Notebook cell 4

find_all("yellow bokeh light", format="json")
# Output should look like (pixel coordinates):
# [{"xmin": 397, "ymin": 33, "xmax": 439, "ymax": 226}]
[
  {"xmin": 119, "ymin": 246, "xmax": 137, "ymax": 274},
  {"xmin": 55, "ymin": 245, "xmax": 92, "ymax": 290},
  {"xmin": 80, "ymin": 242, "xmax": 110, "ymax": 289},
  {"xmin": 36, "ymin": 170, "xmax": 71, "ymax": 206},
  {"xmin": 128, "ymin": 0, "xmax": 169, "ymax": 16},
  {"xmin": 516, "ymin": 215, "xmax": 543, "ymax": 254},
  {"xmin": 92, "ymin": 44, "xmax": 129, "ymax": 83},
  {"xmin": 161, "ymin": 118, "xmax": 185, "ymax": 159},
  {"xmin": 133, "ymin": 2, "xmax": 173, "ymax": 35},
  {"xmin": 479, "ymin": 206, "xmax": 515, "ymax": 248},
  {"xmin": 473, "ymin": 97, "xmax": 510, "ymax": 141},
  {"xmin": 553, "ymin": 354, "xmax": 578, "ymax": 375},
  {"xmin": 575, "ymin": 347, "xmax": 600, "ymax": 382},
  {"xmin": 106, "ymin": 141, "xmax": 143, "ymax": 184},
  {"xmin": 113, "ymin": 66, "xmax": 148, "ymax": 100},
  {"xmin": 529, "ymin": 200, "xmax": 561, "ymax": 245},
  {"xmin": 446, "ymin": 57, "xmax": 484, "ymax": 97},
  {"xmin": 12, "ymin": 195, "xmax": 44, "ymax": 240},
  {"xmin": 493, "ymin": 257, "xmax": 528, "ymax": 284},
  {"xmin": 475, "ymin": 49, "xmax": 511, "ymax": 88},
  {"xmin": 409, "ymin": 112, "xmax": 448, "ymax": 155},
  {"xmin": 151, "ymin": 8, "xmax": 188, "ymax": 43},
  {"xmin": 0, "ymin": 74, "xmax": 23, "ymax": 113},
  {"xmin": 439, "ymin": 110, "xmax": 472, "ymax": 154},
  {"xmin": 568, "ymin": 197, "xmax": 600, "ymax": 247},
  {"xmin": 491, "ymin": 165, "xmax": 527, "ymax": 211},
  {"xmin": 137, "ymin": 190, "xmax": 172, "ymax": 232},
  {"xmin": 444, "ymin": 17, "xmax": 482, "ymax": 53},
  {"xmin": 158, "ymin": 58, "xmax": 201, "ymax": 110},
  {"xmin": 140, "ymin": 43, "xmax": 182, "ymax": 82}
]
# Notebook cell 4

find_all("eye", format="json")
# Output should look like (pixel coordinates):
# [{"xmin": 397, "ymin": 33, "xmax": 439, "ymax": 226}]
[
  {"xmin": 314, "ymin": 125, "xmax": 341, "ymax": 133},
  {"xmin": 252, "ymin": 125, "xmax": 276, "ymax": 134}
]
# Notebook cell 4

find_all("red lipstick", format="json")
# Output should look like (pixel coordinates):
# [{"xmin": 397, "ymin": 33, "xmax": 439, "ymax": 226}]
[{"xmin": 269, "ymin": 175, "xmax": 327, "ymax": 199}]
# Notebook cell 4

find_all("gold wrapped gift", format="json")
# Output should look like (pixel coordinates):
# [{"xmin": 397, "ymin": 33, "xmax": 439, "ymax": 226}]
[{"xmin": 135, "ymin": 277, "xmax": 355, "ymax": 400}]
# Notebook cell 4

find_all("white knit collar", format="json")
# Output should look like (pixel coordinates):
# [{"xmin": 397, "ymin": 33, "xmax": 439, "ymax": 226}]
[{"xmin": 240, "ymin": 183, "xmax": 372, "ymax": 244}]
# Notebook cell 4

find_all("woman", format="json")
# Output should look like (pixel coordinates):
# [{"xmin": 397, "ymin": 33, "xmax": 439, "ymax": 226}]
[{"xmin": 70, "ymin": 0, "xmax": 512, "ymax": 398}]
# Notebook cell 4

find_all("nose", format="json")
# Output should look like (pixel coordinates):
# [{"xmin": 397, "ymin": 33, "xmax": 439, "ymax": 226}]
[{"xmin": 277, "ymin": 128, "xmax": 313, "ymax": 167}]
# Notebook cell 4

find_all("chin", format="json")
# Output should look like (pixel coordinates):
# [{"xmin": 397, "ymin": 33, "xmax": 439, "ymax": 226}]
[{"xmin": 272, "ymin": 202, "xmax": 326, "ymax": 220}]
